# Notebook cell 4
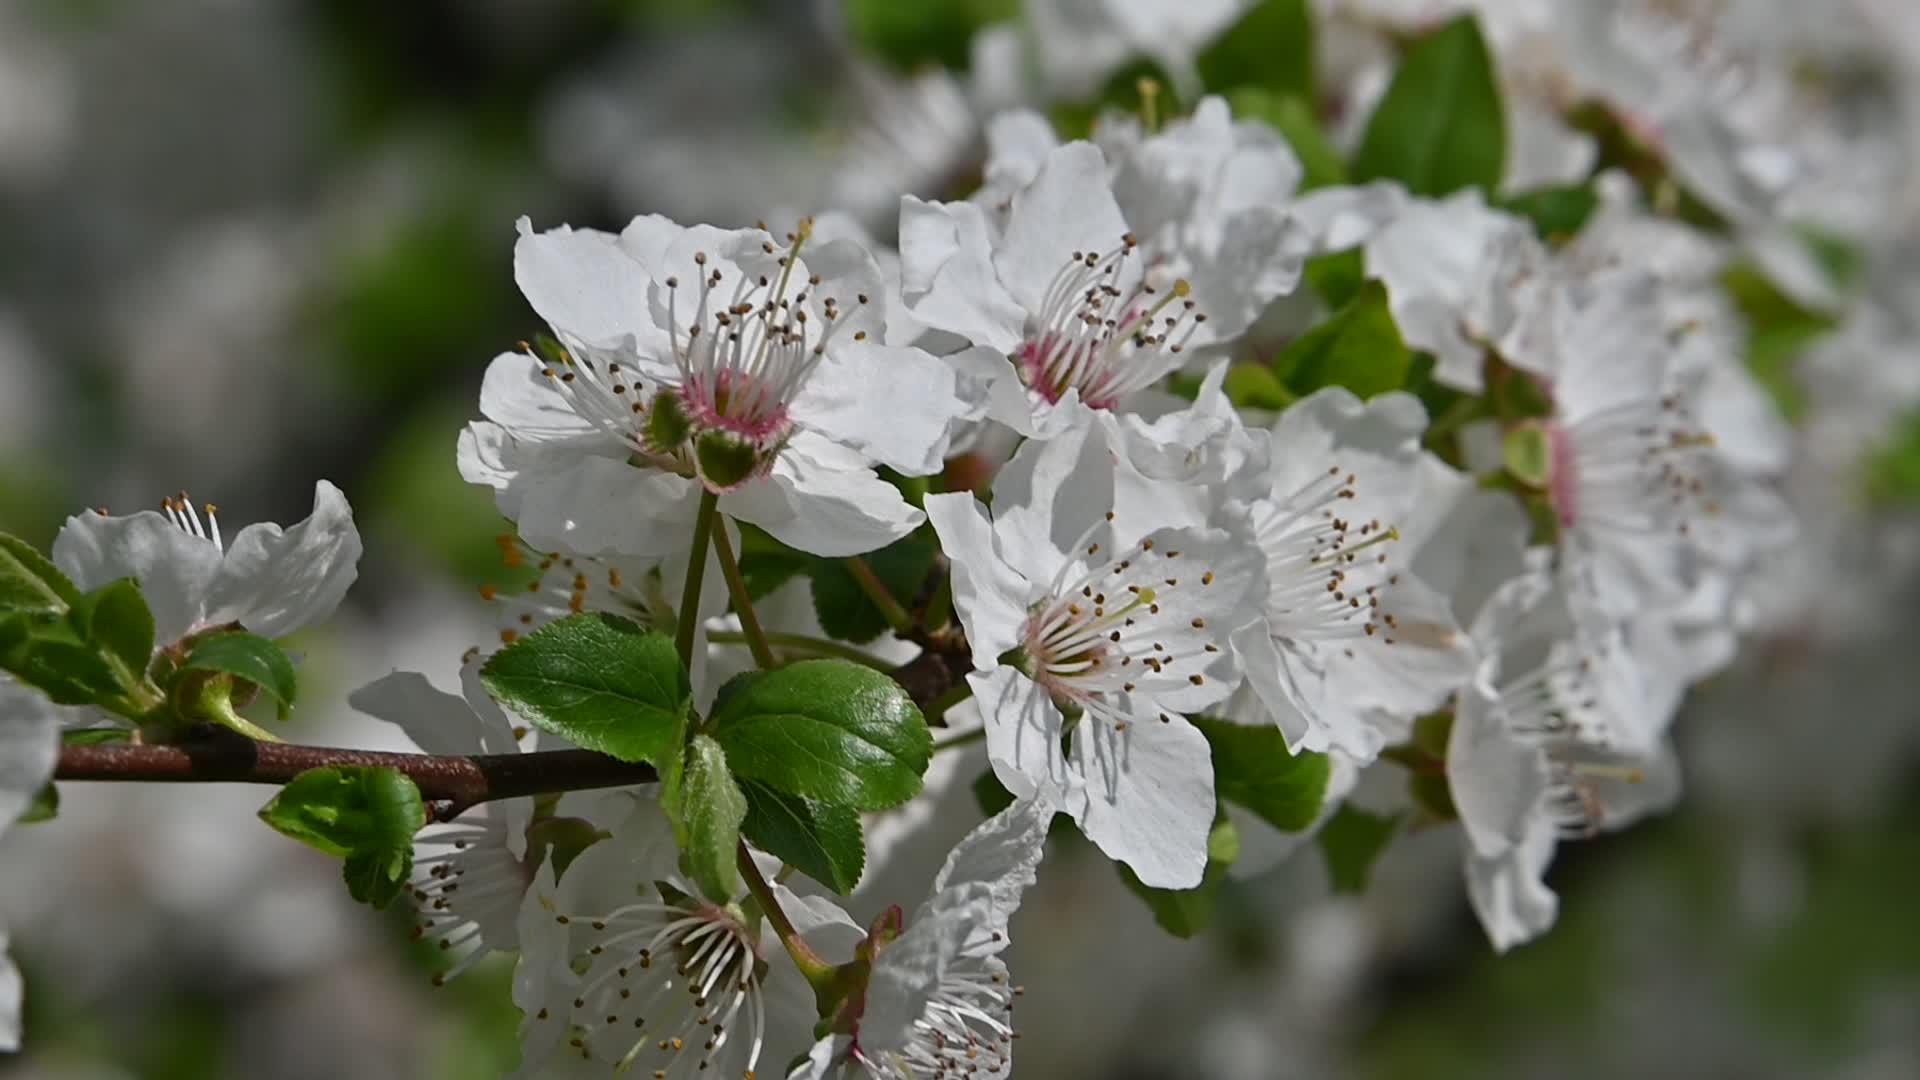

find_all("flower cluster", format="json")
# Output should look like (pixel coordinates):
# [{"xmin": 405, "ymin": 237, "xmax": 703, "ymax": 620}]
[{"xmin": 10, "ymin": 0, "xmax": 1906, "ymax": 1073}]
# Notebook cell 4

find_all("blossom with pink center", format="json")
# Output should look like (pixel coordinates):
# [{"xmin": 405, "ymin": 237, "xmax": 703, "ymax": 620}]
[
  {"xmin": 902, "ymin": 121, "xmax": 1301, "ymax": 440},
  {"xmin": 926, "ymin": 418, "xmax": 1264, "ymax": 887},
  {"xmin": 460, "ymin": 215, "xmax": 974, "ymax": 558}
]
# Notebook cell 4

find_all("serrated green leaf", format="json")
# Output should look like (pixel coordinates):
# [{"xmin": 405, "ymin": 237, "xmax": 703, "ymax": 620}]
[
  {"xmin": 182, "ymin": 630, "xmax": 298, "ymax": 719},
  {"xmin": 737, "ymin": 778, "xmax": 866, "ymax": 894},
  {"xmin": 260, "ymin": 766, "xmax": 425, "ymax": 910},
  {"xmin": 678, "ymin": 734, "xmax": 747, "ymax": 902},
  {"xmin": 1498, "ymin": 183, "xmax": 1600, "ymax": 241},
  {"xmin": 479, "ymin": 612, "xmax": 689, "ymax": 766},
  {"xmin": 1352, "ymin": 14, "xmax": 1505, "ymax": 196},
  {"xmin": 1318, "ymin": 804, "xmax": 1400, "ymax": 894},
  {"xmin": 69, "ymin": 578, "xmax": 154, "ymax": 681},
  {"xmin": 1272, "ymin": 279, "xmax": 1412, "ymax": 399},
  {"xmin": 809, "ymin": 536, "xmax": 937, "ymax": 644},
  {"xmin": 1192, "ymin": 715, "xmax": 1332, "ymax": 832},
  {"xmin": 1118, "ymin": 815, "xmax": 1240, "ymax": 937},
  {"xmin": 4, "ymin": 636, "xmax": 125, "ymax": 706},
  {"xmin": 711, "ymin": 660, "xmax": 931, "ymax": 810},
  {"xmin": 1198, "ymin": 0, "xmax": 1313, "ymax": 100},
  {"xmin": 1230, "ymin": 89, "xmax": 1346, "ymax": 190},
  {"xmin": 20, "ymin": 782, "xmax": 57, "ymax": 824},
  {"xmin": 0, "ymin": 533, "xmax": 79, "ymax": 615}
]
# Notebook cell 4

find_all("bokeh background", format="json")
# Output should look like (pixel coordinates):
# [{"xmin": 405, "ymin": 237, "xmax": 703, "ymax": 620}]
[{"xmin": 2, "ymin": 1, "xmax": 1918, "ymax": 1077}]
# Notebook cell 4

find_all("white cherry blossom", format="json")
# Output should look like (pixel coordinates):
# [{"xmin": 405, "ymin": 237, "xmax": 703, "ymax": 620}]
[
  {"xmin": 1228, "ymin": 389, "xmax": 1476, "ymax": 761},
  {"xmin": 927, "ymin": 419, "xmax": 1264, "ymax": 887},
  {"xmin": 512, "ymin": 793, "xmax": 854, "ymax": 1079},
  {"xmin": 461, "ymin": 215, "xmax": 971, "ymax": 558},
  {"xmin": 1448, "ymin": 571, "xmax": 1685, "ymax": 950},
  {"xmin": 791, "ymin": 796, "xmax": 1053, "ymax": 1080},
  {"xmin": 50, "ymin": 480, "xmax": 360, "ymax": 647}
]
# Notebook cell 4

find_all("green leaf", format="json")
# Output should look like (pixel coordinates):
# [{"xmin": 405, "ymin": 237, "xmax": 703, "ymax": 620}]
[
  {"xmin": 843, "ymin": 0, "xmax": 1018, "ymax": 72},
  {"xmin": 1222, "ymin": 363, "xmax": 1296, "ymax": 410},
  {"xmin": 737, "ymin": 779, "xmax": 866, "ymax": 894},
  {"xmin": 1230, "ymin": 90, "xmax": 1346, "ymax": 191},
  {"xmin": 1351, "ymin": 14, "xmax": 1506, "ymax": 196},
  {"xmin": 181, "ymin": 631, "xmax": 298, "ymax": 719},
  {"xmin": 735, "ymin": 524, "xmax": 814, "ymax": 602},
  {"xmin": 20, "ymin": 782, "xmax": 57, "ymax": 824},
  {"xmin": 0, "ymin": 533, "xmax": 80, "ymax": 616},
  {"xmin": 1302, "ymin": 247, "xmax": 1365, "ymax": 308},
  {"xmin": 1498, "ymin": 183, "xmax": 1600, "ymax": 241},
  {"xmin": 3, "ymin": 635, "xmax": 125, "ymax": 707},
  {"xmin": 710, "ymin": 660, "xmax": 931, "ymax": 811},
  {"xmin": 259, "ymin": 766, "xmax": 427, "ymax": 911},
  {"xmin": 68, "ymin": 578, "xmax": 154, "ymax": 681},
  {"xmin": 1118, "ymin": 815, "xmax": 1240, "ymax": 938},
  {"xmin": 1192, "ymin": 715, "xmax": 1332, "ymax": 832},
  {"xmin": 1272, "ymin": 279, "xmax": 1412, "ymax": 399},
  {"xmin": 1317, "ymin": 804, "xmax": 1400, "ymax": 894},
  {"xmin": 677, "ymin": 734, "xmax": 748, "ymax": 902},
  {"xmin": 479, "ymin": 612, "xmax": 690, "ymax": 766},
  {"xmin": 1723, "ymin": 261, "xmax": 1836, "ymax": 423},
  {"xmin": 1409, "ymin": 769, "xmax": 1457, "ymax": 821},
  {"xmin": 808, "ymin": 535, "xmax": 937, "ymax": 644},
  {"xmin": 1197, "ymin": 0, "xmax": 1313, "ymax": 100},
  {"xmin": 1862, "ymin": 409, "xmax": 1920, "ymax": 507}
]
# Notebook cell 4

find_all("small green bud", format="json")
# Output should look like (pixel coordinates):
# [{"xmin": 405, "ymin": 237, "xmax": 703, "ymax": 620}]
[
  {"xmin": 644, "ymin": 387, "xmax": 693, "ymax": 452},
  {"xmin": 694, "ymin": 429, "xmax": 766, "ymax": 491}
]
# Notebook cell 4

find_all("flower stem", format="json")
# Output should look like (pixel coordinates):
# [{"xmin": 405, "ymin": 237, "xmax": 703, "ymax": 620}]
[
  {"xmin": 843, "ymin": 555, "xmax": 913, "ymax": 634},
  {"xmin": 922, "ymin": 678, "xmax": 975, "ymax": 726},
  {"xmin": 712, "ymin": 520, "xmax": 775, "ymax": 670},
  {"xmin": 737, "ymin": 840, "xmax": 835, "ymax": 993},
  {"xmin": 677, "ymin": 488, "xmax": 721, "ymax": 672},
  {"xmin": 707, "ymin": 630, "xmax": 890, "ymax": 669}
]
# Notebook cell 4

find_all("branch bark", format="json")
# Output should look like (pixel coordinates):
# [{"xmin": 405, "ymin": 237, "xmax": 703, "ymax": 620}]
[{"xmin": 52, "ymin": 644, "xmax": 973, "ymax": 812}]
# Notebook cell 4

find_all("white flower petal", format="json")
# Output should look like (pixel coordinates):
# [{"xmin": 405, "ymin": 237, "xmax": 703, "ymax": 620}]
[
  {"xmin": 205, "ymin": 480, "xmax": 362, "ymax": 638},
  {"xmin": 993, "ymin": 143, "xmax": 1130, "ymax": 316},
  {"xmin": 515, "ymin": 455, "xmax": 703, "ymax": 558},
  {"xmin": 1465, "ymin": 813, "xmax": 1560, "ymax": 953},
  {"xmin": 0, "ymin": 928, "xmax": 20, "ymax": 1052},
  {"xmin": 794, "ymin": 341, "xmax": 972, "ymax": 476},
  {"xmin": 348, "ymin": 670, "xmax": 484, "ymax": 757},
  {"xmin": 1447, "ymin": 680, "xmax": 1552, "ymax": 859},
  {"xmin": 974, "ymin": 667, "xmax": 1073, "ymax": 807},
  {"xmin": 0, "ymin": 682, "xmax": 59, "ymax": 837},
  {"xmin": 52, "ymin": 508, "xmax": 220, "ymax": 644},
  {"xmin": 721, "ymin": 433, "xmax": 923, "ymax": 556},
  {"xmin": 925, "ymin": 492, "xmax": 1035, "ymax": 669},
  {"xmin": 1069, "ymin": 704, "xmax": 1214, "ymax": 889},
  {"xmin": 478, "ymin": 350, "xmax": 600, "ymax": 441},
  {"xmin": 899, "ymin": 196, "xmax": 1027, "ymax": 354},
  {"xmin": 513, "ymin": 217, "xmax": 653, "ymax": 347}
]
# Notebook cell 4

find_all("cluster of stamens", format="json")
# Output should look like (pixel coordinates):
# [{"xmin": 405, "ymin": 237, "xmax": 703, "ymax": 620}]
[
  {"xmin": 161, "ymin": 492, "xmax": 223, "ymax": 551},
  {"xmin": 1020, "ymin": 514, "xmax": 1220, "ymax": 732},
  {"xmin": 660, "ymin": 222, "xmax": 868, "ymax": 464},
  {"xmin": 1553, "ymin": 393, "xmax": 1720, "ymax": 538},
  {"xmin": 868, "ymin": 964, "xmax": 1018, "ymax": 1079},
  {"xmin": 408, "ymin": 817, "xmax": 530, "ymax": 986},
  {"xmin": 1017, "ymin": 234, "xmax": 1204, "ymax": 410},
  {"xmin": 474, "ymin": 535, "xmax": 670, "ymax": 650},
  {"xmin": 1251, "ymin": 466, "xmax": 1412, "ymax": 649},
  {"xmin": 538, "ymin": 898, "xmax": 767, "ymax": 1078},
  {"xmin": 1493, "ymin": 636, "xmax": 1650, "ymax": 838}
]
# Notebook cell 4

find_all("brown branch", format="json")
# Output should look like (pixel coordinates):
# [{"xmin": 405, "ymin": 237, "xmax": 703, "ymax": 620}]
[
  {"xmin": 52, "ymin": 643, "xmax": 974, "ymax": 812},
  {"xmin": 56, "ymin": 732, "xmax": 657, "ymax": 819}
]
